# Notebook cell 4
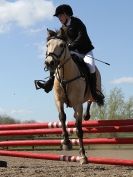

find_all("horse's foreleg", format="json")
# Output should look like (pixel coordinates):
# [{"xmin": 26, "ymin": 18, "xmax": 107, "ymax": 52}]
[
  {"xmin": 74, "ymin": 104, "xmax": 87, "ymax": 164},
  {"xmin": 58, "ymin": 103, "xmax": 72, "ymax": 150},
  {"xmin": 83, "ymin": 101, "xmax": 92, "ymax": 120}
]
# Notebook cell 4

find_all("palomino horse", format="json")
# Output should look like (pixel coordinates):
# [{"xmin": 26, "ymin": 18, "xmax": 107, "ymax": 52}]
[{"xmin": 45, "ymin": 29, "xmax": 104, "ymax": 164}]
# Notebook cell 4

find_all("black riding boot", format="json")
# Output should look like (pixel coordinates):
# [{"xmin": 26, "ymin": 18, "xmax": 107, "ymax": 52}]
[
  {"xmin": 90, "ymin": 72, "xmax": 105, "ymax": 106},
  {"xmin": 36, "ymin": 72, "xmax": 54, "ymax": 93}
]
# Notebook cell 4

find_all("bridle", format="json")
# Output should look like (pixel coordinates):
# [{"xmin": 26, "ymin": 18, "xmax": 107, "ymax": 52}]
[
  {"xmin": 45, "ymin": 36, "xmax": 82, "ymax": 107},
  {"xmin": 45, "ymin": 36, "xmax": 67, "ymax": 68}
]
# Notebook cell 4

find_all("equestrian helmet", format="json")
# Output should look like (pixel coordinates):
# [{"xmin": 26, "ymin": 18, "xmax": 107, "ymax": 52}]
[{"xmin": 53, "ymin": 4, "xmax": 73, "ymax": 16}]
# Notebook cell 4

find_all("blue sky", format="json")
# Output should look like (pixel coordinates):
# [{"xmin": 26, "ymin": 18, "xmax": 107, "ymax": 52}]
[{"xmin": 0, "ymin": 0, "xmax": 133, "ymax": 122}]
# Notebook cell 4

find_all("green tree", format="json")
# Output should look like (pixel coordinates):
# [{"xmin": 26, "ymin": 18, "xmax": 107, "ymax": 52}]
[
  {"xmin": 107, "ymin": 88, "xmax": 125, "ymax": 119},
  {"xmin": 90, "ymin": 87, "xmax": 132, "ymax": 120},
  {"xmin": 0, "ymin": 114, "xmax": 20, "ymax": 124},
  {"xmin": 90, "ymin": 101, "xmax": 108, "ymax": 120},
  {"xmin": 123, "ymin": 97, "xmax": 133, "ymax": 119}
]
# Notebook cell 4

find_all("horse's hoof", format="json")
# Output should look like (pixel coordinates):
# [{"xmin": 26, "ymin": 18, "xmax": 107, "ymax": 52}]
[
  {"xmin": 79, "ymin": 156, "xmax": 88, "ymax": 165},
  {"xmin": 61, "ymin": 143, "xmax": 72, "ymax": 150},
  {"xmin": 83, "ymin": 113, "xmax": 90, "ymax": 121}
]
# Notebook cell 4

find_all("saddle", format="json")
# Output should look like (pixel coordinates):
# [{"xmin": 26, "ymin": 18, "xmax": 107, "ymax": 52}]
[{"xmin": 71, "ymin": 54, "xmax": 91, "ymax": 94}]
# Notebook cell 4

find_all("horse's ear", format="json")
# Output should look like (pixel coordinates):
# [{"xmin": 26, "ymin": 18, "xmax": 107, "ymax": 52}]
[
  {"xmin": 57, "ymin": 27, "xmax": 67, "ymax": 40},
  {"xmin": 47, "ymin": 28, "xmax": 56, "ymax": 38}
]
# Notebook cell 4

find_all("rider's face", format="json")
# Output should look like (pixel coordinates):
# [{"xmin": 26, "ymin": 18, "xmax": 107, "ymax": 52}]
[{"xmin": 58, "ymin": 13, "xmax": 68, "ymax": 24}]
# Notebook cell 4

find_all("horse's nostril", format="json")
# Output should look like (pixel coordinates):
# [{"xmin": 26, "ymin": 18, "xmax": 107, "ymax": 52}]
[
  {"xmin": 45, "ymin": 61, "xmax": 48, "ymax": 65},
  {"xmin": 45, "ymin": 60, "xmax": 54, "ymax": 67},
  {"xmin": 50, "ymin": 60, "xmax": 54, "ymax": 66}
]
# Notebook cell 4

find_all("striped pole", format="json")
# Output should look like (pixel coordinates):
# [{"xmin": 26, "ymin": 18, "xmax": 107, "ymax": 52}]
[
  {"xmin": 0, "ymin": 126, "xmax": 133, "ymax": 136},
  {"xmin": 0, "ymin": 150, "xmax": 133, "ymax": 166},
  {"xmin": 0, "ymin": 138, "xmax": 133, "ymax": 147},
  {"xmin": 0, "ymin": 119, "xmax": 133, "ymax": 130}
]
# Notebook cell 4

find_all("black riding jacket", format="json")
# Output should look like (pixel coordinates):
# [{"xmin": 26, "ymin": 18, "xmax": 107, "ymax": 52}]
[{"xmin": 61, "ymin": 16, "xmax": 94, "ymax": 54}]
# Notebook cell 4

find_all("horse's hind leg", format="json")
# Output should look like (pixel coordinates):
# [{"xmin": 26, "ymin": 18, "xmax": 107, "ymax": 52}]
[
  {"xmin": 74, "ymin": 104, "xmax": 87, "ymax": 164},
  {"xmin": 58, "ymin": 103, "xmax": 72, "ymax": 150},
  {"xmin": 83, "ymin": 101, "xmax": 92, "ymax": 120}
]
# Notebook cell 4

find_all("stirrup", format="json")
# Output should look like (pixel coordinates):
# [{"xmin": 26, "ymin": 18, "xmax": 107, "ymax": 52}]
[{"xmin": 34, "ymin": 80, "xmax": 46, "ymax": 90}]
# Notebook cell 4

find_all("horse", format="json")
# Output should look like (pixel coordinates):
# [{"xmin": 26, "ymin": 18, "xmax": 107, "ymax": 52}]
[{"xmin": 44, "ymin": 29, "xmax": 104, "ymax": 164}]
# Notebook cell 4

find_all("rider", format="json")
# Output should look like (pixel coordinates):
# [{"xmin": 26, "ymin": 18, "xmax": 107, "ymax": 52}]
[{"xmin": 36, "ymin": 4, "xmax": 104, "ymax": 104}]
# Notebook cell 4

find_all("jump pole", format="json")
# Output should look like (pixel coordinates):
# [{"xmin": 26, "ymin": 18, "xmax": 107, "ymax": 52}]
[
  {"xmin": 0, "ymin": 150, "xmax": 133, "ymax": 166},
  {"xmin": 0, "ymin": 126, "xmax": 133, "ymax": 136},
  {"xmin": 0, "ymin": 138, "xmax": 133, "ymax": 147},
  {"xmin": 0, "ymin": 119, "xmax": 133, "ymax": 130}
]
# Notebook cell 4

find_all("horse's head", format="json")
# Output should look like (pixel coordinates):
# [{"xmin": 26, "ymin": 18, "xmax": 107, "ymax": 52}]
[{"xmin": 45, "ymin": 28, "xmax": 68, "ymax": 71}]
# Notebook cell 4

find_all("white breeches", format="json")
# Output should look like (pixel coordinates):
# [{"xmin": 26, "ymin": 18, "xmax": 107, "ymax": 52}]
[
  {"xmin": 70, "ymin": 50, "xmax": 96, "ymax": 73},
  {"xmin": 83, "ymin": 51, "xmax": 95, "ymax": 73}
]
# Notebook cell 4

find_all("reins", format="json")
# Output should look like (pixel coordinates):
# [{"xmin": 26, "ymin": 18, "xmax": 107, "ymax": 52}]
[
  {"xmin": 46, "ymin": 36, "xmax": 82, "ymax": 107},
  {"xmin": 56, "ymin": 57, "xmax": 82, "ymax": 107}
]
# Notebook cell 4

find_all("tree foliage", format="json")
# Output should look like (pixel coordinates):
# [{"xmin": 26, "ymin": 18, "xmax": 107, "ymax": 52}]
[
  {"xmin": 90, "ymin": 87, "xmax": 133, "ymax": 120},
  {"xmin": 0, "ymin": 114, "xmax": 20, "ymax": 124},
  {"xmin": 0, "ymin": 87, "xmax": 133, "ymax": 123}
]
